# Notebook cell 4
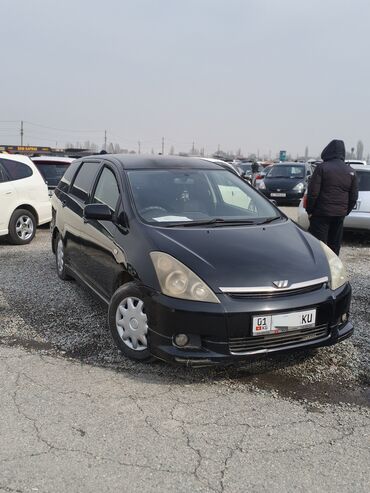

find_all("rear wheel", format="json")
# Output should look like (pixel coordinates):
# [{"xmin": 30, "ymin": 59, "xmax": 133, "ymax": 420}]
[
  {"xmin": 55, "ymin": 234, "xmax": 72, "ymax": 280},
  {"xmin": 8, "ymin": 209, "xmax": 36, "ymax": 245},
  {"xmin": 108, "ymin": 283, "xmax": 152, "ymax": 361}
]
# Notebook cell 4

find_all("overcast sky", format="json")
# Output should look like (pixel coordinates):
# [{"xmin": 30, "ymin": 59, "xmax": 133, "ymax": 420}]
[{"xmin": 1, "ymin": 0, "xmax": 369, "ymax": 157}]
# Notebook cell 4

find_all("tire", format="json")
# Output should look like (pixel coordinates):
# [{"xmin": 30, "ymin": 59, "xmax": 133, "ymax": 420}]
[
  {"xmin": 8, "ymin": 209, "xmax": 36, "ymax": 245},
  {"xmin": 108, "ymin": 283, "xmax": 152, "ymax": 361},
  {"xmin": 55, "ymin": 233, "xmax": 72, "ymax": 281}
]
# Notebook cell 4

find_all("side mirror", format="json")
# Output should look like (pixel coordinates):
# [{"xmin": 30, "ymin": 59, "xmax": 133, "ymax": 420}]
[{"xmin": 84, "ymin": 203, "xmax": 112, "ymax": 221}]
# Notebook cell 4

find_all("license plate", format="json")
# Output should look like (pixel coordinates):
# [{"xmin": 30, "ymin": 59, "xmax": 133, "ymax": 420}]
[
  {"xmin": 271, "ymin": 192, "xmax": 286, "ymax": 197},
  {"xmin": 252, "ymin": 309, "xmax": 316, "ymax": 336}
]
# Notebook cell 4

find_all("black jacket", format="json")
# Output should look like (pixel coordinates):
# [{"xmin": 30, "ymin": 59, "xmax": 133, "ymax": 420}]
[{"xmin": 306, "ymin": 140, "xmax": 358, "ymax": 217}]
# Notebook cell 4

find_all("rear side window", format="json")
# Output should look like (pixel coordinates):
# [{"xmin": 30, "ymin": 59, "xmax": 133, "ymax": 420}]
[
  {"xmin": 93, "ymin": 167, "xmax": 120, "ymax": 211},
  {"xmin": 0, "ymin": 158, "xmax": 33, "ymax": 181},
  {"xmin": 70, "ymin": 162, "xmax": 101, "ymax": 202}
]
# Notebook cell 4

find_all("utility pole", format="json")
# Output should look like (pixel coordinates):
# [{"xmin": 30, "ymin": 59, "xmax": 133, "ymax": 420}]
[
  {"xmin": 161, "ymin": 137, "xmax": 164, "ymax": 155},
  {"xmin": 138, "ymin": 140, "xmax": 141, "ymax": 154},
  {"xmin": 20, "ymin": 120, "xmax": 24, "ymax": 146},
  {"xmin": 104, "ymin": 130, "xmax": 107, "ymax": 151}
]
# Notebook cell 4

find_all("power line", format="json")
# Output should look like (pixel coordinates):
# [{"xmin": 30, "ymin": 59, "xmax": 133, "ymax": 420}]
[{"xmin": 23, "ymin": 120, "xmax": 104, "ymax": 133}]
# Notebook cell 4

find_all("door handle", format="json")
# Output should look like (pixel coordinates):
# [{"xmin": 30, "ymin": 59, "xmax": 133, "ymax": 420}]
[{"xmin": 5, "ymin": 191, "xmax": 12, "ymax": 195}]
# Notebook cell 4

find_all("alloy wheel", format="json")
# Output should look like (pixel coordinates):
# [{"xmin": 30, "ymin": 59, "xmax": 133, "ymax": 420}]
[{"xmin": 15, "ymin": 215, "xmax": 34, "ymax": 241}]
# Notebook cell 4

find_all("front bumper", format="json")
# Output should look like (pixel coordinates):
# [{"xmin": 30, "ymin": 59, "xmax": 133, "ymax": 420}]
[
  {"xmin": 143, "ymin": 282, "xmax": 353, "ymax": 365},
  {"xmin": 262, "ymin": 190, "xmax": 305, "ymax": 203}
]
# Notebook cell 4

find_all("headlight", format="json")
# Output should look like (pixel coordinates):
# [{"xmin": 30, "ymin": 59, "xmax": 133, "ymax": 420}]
[
  {"xmin": 293, "ymin": 182, "xmax": 304, "ymax": 192},
  {"xmin": 150, "ymin": 252, "xmax": 220, "ymax": 303},
  {"xmin": 259, "ymin": 180, "xmax": 266, "ymax": 190},
  {"xmin": 320, "ymin": 242, "xmax": 347, "ymax": 290}
]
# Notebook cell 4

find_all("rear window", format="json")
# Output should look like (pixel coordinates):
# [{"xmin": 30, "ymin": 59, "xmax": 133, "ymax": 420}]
[
  {"xmin": 70, "ymin": 162, "xmax": 101, "ymax": 202},
  {"xmin": 356, "ymin": 171, "xmax": 370, "ymax": 192},
  {"xmin": 35, "ymin": 162, "xmax": 71, "ymax": 187},
  {"xmin": 0, "ymin": 158, "xmax": 33, "ymax": 181}
]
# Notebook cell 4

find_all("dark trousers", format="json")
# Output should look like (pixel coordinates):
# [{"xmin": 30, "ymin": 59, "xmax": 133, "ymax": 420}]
[{"xmin": 309, "ymin": 216, "xmax": 345, "ymax": 256}]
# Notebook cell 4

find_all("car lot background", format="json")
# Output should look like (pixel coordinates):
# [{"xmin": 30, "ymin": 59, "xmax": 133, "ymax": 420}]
[{"xmin": 0, "ymin": 206, "xmax": 369, "ymax": 492}]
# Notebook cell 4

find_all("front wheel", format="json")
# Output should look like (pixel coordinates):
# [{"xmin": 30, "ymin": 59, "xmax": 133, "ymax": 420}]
[
  {"xmin": 8, "ymin": 209, "xmax": 36, "ymax": 245},
  {"xmin": 108, "ymin": 283, "xmax": 152, "ymax": 361}
]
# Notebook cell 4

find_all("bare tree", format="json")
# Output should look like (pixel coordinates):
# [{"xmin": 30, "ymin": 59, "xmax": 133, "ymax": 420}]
[{"xmin": 357, "ymin": 140, "xmax": 364, "ymax": 160}]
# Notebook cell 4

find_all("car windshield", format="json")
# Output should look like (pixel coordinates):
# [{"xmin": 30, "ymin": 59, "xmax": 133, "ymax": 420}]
[
  {"xmin": 267, "ymin": 165, "xmax": 305, "ymax": 179},
  {"xmin": 35, "ymin": 162, "xmax": 70, "ymax": 187},
  {"xmin": 356, "ymin": 171, "xmax": 370, "ymax": 191},
  {"xmin": 239, "ymin": 163, "xmax": 253, "ymax": 172},
  {"xmin": 127, "ymin": 169, "xmax": 281, "ymax": 225}
]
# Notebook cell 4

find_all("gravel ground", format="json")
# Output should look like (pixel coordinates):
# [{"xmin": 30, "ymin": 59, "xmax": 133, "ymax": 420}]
[{"xmin": 0, "ymin": 224, "xmax": 369, "ymax": 406}]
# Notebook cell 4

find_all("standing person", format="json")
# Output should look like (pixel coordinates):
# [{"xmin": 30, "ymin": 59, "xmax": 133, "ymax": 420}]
[
  {"xmin": 305, "ymin": 139, "xmax": 358, "ymax": 255},
  {"xmin": 251, "ymin": 161, "xmax": 259, "ymax": 187}
]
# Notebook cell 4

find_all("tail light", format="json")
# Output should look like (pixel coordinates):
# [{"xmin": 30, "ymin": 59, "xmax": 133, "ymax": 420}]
[
  {"xmin": 303, "ymin": 193, "xmax": 308, "ymax": 209},
  {"xmin": 255, "ymin": 174, "xmax": 263, "ymax": 180}
]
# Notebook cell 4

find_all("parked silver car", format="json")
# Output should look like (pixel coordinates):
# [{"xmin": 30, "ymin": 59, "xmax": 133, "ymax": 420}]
[{"xmin": 297, "ymin": 165, "xmax": 370, "ymax": 231}]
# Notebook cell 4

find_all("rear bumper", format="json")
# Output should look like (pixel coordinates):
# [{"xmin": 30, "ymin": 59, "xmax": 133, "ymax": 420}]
[
  {"xmin": 37, "ymin": 201, "xmax": 52, "ymax": 225},
  {"xmin": 143, "ymin": 282, "xmax": 353, "ymax": 366}
]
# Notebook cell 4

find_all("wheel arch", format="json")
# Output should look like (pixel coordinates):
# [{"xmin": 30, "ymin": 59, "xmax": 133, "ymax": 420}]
[
  {"xmin": 113, "ymin": 270, "xmax": 135, "ymax": 294},
  {"xmin": 51, "ymin": 226, "xmax": 60, "ymax": 253},
  {"xmin": 12, "ymin": 204, "xmax": 39, "ymax": 225}
]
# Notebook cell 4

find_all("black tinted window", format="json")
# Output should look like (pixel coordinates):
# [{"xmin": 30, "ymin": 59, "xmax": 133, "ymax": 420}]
[
  {"xmin": 93, "ymin": 167, "xmax": 120, "ymax": 210},
  {"xmin": 70, "ymin": 162, "xmax": 101, "ymax": 201},
  {"xmin": 356, "ymin": 171, "xmax": 370, "ymax": 191},
  {"xmin": 1, "ymin": 159, "xmax": 33, "ymax": 181}
]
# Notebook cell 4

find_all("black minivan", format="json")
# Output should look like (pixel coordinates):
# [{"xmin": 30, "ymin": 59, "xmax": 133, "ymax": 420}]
[{"xmin": 51, "ymin": 155, "xmax": 353, "ymax": 365}]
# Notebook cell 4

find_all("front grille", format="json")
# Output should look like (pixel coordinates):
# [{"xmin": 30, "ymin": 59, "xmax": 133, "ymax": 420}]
[
  {"xmin": 228, "ymin": 283, "xmax": 324, "ymax": 299},
  {"xmin": 229, "ymin": 324, "xmax": 329, "ymax": 354}
]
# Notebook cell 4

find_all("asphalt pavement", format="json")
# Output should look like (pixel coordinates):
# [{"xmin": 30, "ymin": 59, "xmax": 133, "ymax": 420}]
[{"xmin": 1, "ymin": 344, "xmax": 369, "ymax": 493}]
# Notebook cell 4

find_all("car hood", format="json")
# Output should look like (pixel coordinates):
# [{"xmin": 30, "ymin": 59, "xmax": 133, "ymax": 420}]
[
  {"xmin": 149, "ymin": 221, "xmax": 329, "ymax": 292},
  {"xmin": 264, "ymin": 177, "xmax": 304, "ymax": 190}
]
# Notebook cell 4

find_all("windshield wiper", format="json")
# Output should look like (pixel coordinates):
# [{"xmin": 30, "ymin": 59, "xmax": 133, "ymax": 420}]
[
  {"xmin": 164, "ymin": 218, "xmax": 257, "ymax": 227},
  {"xmin": 257, "ymin": 216, "xmax": 282, "ymax": 225}
]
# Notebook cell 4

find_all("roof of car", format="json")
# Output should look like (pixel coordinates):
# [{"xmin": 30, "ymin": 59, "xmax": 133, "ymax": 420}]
[
  {"xmin": 31, "ymin": 156, "xmax": 75, "ymax": 164},
  {"xmin": 0, "ymin": 153, "xmax": 34, "ymax": 165},
  {"xmin": 101, "ymin": 154, "xmax": 222, "ymax": 170},
  {"xmin": 351, "ymin": 164, "xmax": 370, "ymax": 171}
]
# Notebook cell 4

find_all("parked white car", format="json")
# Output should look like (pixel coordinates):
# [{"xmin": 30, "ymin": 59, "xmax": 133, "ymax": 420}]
[
  {"xmin": 0, "ymin": 154, "xmax": 51, "ymax": 244},
  {"xmin": 297, "ymin": 165, "xmax": 370, "ymax": 232}
]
